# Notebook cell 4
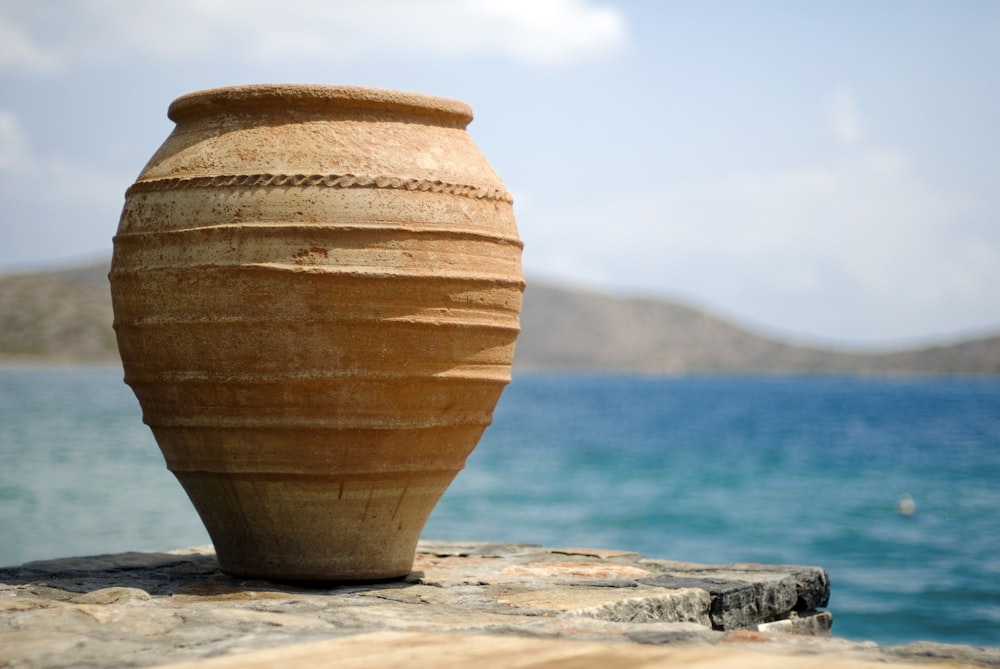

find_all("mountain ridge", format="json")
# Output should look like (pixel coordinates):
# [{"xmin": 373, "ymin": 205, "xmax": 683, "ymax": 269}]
[
  {"xmin": 516, "ymin": 281, "xmax": 1000, "ymax": 375},
  {"xmin": 2, "ymin": 260, "xmax": 998, "ymax": 374}
]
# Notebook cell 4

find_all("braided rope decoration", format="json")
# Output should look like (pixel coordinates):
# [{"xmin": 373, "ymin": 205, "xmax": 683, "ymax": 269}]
[{"xmin": 127, "ymin": 173, "xmax": 513, "ymax": 203}]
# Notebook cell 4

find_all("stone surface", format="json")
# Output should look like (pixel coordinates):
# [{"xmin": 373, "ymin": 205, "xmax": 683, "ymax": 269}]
[
  {"xmin": 1, "ymin": 542, "xmax": 996, "ymax": 669},
  {"xmin": 148, "ymin": 631, "xmax": 991, "ymax": 669}
]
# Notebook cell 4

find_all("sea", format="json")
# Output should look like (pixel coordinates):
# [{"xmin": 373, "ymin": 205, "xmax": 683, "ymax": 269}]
[{"xmin": 2, "ymin": 365, "xmax": 998, "ymax": 648}]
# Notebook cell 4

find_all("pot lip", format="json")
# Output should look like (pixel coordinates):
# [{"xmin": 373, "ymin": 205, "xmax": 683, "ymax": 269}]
[{"xmin": 167, "ymin": 84, "xmax": 474, "ymax": 127}]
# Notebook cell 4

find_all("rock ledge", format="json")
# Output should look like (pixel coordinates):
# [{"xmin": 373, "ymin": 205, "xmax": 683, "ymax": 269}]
[{"xmin": 1, "ymin": 541, "xmax": 996, "ymax": 668}]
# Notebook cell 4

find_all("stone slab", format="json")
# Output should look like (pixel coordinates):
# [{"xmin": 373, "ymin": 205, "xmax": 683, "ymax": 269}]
[
  {"xmin": 1, "ymin": 541, "xmax": 996, "ymax": 669},
  {"xmin": 148, "ymin": 631, "xmax": 988, "ymax": 669}
]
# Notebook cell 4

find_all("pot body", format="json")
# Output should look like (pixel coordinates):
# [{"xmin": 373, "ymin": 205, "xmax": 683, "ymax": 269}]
[{"xmin": 110, "ymin": 85, "xmax": 523, "ymax": 580}]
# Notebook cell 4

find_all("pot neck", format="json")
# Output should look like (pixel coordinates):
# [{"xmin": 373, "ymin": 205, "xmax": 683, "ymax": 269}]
[{"xmin": 167, "ymin": 84, "xmax": 474, "ymax": 129}]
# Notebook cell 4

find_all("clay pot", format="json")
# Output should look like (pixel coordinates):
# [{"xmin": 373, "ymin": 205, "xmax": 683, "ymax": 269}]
[{"xmin": 109, "ymin": 84, "xmax": 523, "ymax": 581}]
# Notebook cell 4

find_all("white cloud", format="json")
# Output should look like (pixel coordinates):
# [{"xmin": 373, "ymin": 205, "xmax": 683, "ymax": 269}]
[
  {"xmin": 520, "ymin": 84, "xmax": 1000, "ymax": 343},
  {"xmin": 521, "ymin": 144, "xmax": 998, "ymax": 344},
  {"xmin": 0, "ymin": 107, "xmax": 132, "ymax": 266},
  {"xmin": 0, "ymin": 0, "xmax": 628, "ymax": 73},
  {"xmin": 0, "ymin": 108, "xmax": 28, "ymax": 169},
  {"xmin": 828, "ymin": 84, "xmax": 862, "ymax": 146},
  {"xmin": 0, "ymin": 108, "xmax": 129, "ymax": 207},
  {"xmin": 0, "ymin": 14, "xmax": 58, "ymax": 72}
]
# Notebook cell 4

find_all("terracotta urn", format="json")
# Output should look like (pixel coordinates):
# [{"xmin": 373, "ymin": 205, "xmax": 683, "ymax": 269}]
[{"xmin": 109, "ymin": 84, "xmax": 523, "ymax": 581}]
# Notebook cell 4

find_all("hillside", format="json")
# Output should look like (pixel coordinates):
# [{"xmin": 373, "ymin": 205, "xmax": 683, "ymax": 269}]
[
  {"xmin": 0, "ymin": 262, "xmax": 117, "ymax": 362},
  {"xmin": 2, "ymin": 261, "xmax": 998, "ymax": 374},
  {"xmin": 516, "ymin": 282, "xmax": 1000, "ymax": 375}
]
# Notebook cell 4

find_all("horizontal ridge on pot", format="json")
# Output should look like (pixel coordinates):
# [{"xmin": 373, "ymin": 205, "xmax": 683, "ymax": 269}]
[{"xmin": 110, "ymin": 84, "xmax": 523, "ymax": 581}]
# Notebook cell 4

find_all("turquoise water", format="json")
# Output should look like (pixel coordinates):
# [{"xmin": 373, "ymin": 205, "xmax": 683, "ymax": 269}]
[{"xmin": 2, "ymin": 367, "xmax": 998, "ymax": 647}]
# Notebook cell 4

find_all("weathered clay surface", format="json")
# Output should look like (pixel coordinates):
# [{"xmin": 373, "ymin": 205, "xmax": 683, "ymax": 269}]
[
  {"xmin": 109, "ymin": 85, "xmax": 524, "ymax": 581},
  {"xmin": 2, "ymin": 541, "xmax": 995, "ymax": 668}
]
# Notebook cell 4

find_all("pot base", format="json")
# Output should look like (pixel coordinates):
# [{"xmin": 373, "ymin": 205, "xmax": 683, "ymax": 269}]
[{"xmin": 176, "ymin": 469, "xmax": 455, "ymax": 582}]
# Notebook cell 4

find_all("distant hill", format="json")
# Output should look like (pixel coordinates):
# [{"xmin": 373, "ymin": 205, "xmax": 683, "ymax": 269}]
[
  {"xmin": 0, "ymin": 261, "xmax": 117, "ymax": 362},
  {"xmin": 2, "ymin": 261, "xmax": 998, "ymax": 374},
  {"xmin": 516, "ymin": 282, "xmax": 1000, "ymax": 375}
]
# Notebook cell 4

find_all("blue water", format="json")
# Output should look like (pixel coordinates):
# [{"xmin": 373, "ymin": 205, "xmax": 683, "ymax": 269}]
[{"xmin": 2, "ymin": 367, "xmax": 998, "ymax": 647}]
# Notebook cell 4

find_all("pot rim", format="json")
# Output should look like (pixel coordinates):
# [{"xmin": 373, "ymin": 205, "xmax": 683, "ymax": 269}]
[{"xmin": 167, "ymin": 84, "xmax": 474, "ymax": 127}]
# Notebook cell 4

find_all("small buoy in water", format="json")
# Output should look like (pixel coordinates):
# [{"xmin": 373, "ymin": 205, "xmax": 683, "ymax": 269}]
[{"xmin": 896, "ymin": 493, "xmax": 917, "ymax": 516}]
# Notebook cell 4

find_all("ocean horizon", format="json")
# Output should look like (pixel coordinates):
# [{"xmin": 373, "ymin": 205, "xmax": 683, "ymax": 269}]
[{"xmin": 2, "ymin": 365, "xmax": 998, "ymax": 648}]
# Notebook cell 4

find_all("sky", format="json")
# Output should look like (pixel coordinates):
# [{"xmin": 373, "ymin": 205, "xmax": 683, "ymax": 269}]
[{"xmin": 1, "ymin": 1, "xmax": 999, "ymax": 348}]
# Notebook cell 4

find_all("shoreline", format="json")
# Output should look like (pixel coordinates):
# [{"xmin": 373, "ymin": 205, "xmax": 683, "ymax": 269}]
[{"xmin": 4, "ymin": 358, "xmax": 1000, "ymax": 380}]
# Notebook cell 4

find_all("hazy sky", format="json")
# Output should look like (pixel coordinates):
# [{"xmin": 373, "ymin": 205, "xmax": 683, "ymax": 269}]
[{"xmin": 2, "ymin": 1, "xmax": 998, "ymax": 347}]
